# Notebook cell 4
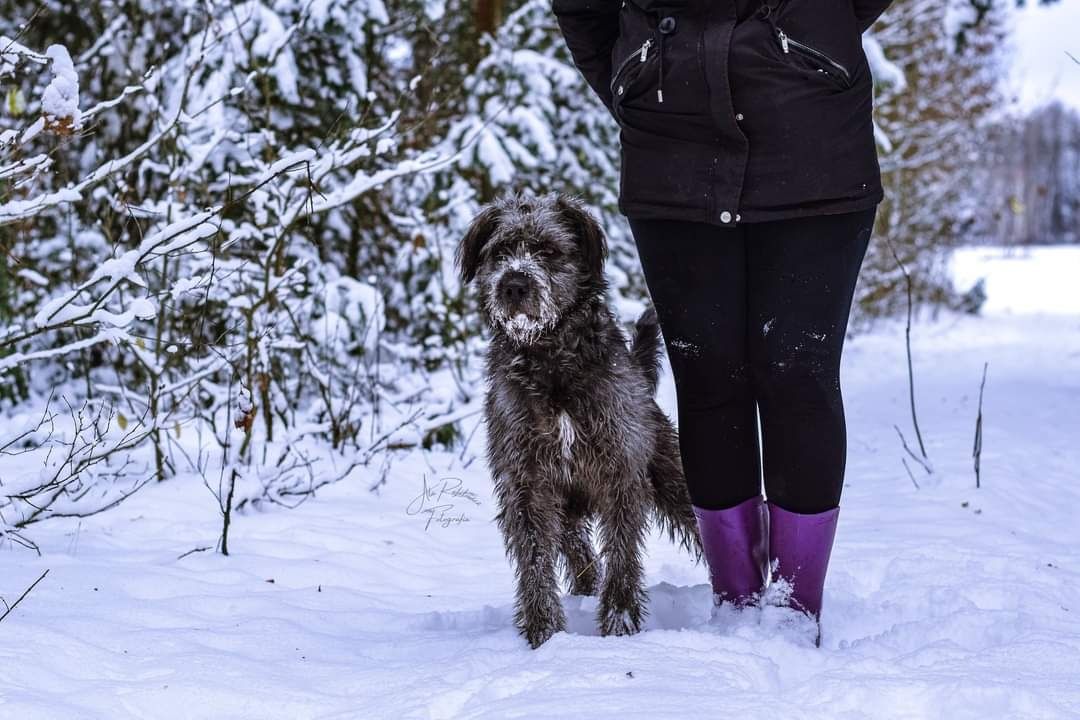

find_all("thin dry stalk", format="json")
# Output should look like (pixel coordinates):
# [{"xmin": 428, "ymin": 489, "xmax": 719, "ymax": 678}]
[
  {"xmin": 884, "ymin": 235, "xmax": 929, "ymax": 462},
  {"xmin": 973, "ymin": 362, "xmax": 988, "ymax": 489}
]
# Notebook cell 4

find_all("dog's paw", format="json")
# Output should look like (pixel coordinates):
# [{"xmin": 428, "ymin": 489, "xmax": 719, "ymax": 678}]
[
  {"xmin": 598, "ymin": 605, "xmax": 645, "ymax": 637},
  {"xmin": 521, "ymin": 614, "xmax": 566, "ymax": 649},
  {"xmin": 598, "ymin": 590, "xmax": 647, "ymax": 637},
  {"xmin": 597, "ymin": 576, "xmax": 649, "ymax": 637}
]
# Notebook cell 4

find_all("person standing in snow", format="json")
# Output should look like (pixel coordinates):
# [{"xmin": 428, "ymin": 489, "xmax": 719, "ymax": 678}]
[{"xmin": 552, "ymin": 0, "xmax": 895, "ymax": 645}]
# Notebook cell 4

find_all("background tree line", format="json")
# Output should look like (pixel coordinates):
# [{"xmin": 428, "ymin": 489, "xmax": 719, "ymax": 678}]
[{"xmin": 974, "ymin": 102, "xmax": 1080, "ymax": 246}]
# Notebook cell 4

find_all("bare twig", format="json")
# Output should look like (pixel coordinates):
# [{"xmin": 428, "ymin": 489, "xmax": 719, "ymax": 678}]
[
  {"xmin": 0, "ymin": 530, "xmax": 41, "ymax": 555},
  {"xmin": 177, "ymin": 546, "xmax": 211, "ymax": 560},
  {"xmin": 0, "ymin": 389, "xmax": 55, "ymax": 455},
  {"xmin": 894, "ymin": 425, "xmax": 933, "ymax": 475},
  {"xmin": 901, "ymin": 457, "xmax": 920, "ymax": 490},
  {"xmin": 42, "ymin": 476, "xmax": 154, "ymax": 521},
  {"xmin": 0, "ymin": 569, "xmax": 49, "ymax": 624},
  {"xmin": 884, "ymin": 235, "xmax": 929, "ymax": 461},
  {"xmin": 220, "ymin": 467, "xmax": 239, "ymax": 556}
]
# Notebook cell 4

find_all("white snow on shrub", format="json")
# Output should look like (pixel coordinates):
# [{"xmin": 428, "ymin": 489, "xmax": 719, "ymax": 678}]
[{"xmin": 41, "ymin": 44, "xmax": 80, "ymax": 128}]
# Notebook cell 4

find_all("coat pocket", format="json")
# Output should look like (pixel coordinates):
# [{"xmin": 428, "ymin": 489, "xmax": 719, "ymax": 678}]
[
  {"xmin": 611, "ymin": 0, "xmax": 711, "ymax": 118},
  {"xmin": 756, "ymin": 4, "xmax": 857, "ymax": 90},
  {"xmin": 610, "ymin": 34, "xmax": 659, "ymax": 113},
  {"xmin": 773, "ymin": 27, "xmax": 853, "ymax": 88}
]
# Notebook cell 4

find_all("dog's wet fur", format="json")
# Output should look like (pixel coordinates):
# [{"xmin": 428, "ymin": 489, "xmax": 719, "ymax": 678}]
[{"xmin": 457, "ymin": 192, "xmax": 703, "ymax": 648}]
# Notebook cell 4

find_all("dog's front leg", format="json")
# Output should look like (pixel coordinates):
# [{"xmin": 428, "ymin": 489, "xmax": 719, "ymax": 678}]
[
  {"xmin": 596, "ymin": 469, "xmax": 650, "ymax": 637},
  {"xmin": 499, "ymin": 480, "xmax": 567, "ymax": 648}
]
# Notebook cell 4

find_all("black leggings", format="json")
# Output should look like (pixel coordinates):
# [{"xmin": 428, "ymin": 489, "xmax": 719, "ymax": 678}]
[{"xmin": 628, "ymin": 207, "xmax": 876, "ymax": 515}]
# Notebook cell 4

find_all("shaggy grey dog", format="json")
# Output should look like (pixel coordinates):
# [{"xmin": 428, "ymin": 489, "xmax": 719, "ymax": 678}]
[{"xmin": 456, "ymin": 192, "xmax": 703, "ymax": 648}]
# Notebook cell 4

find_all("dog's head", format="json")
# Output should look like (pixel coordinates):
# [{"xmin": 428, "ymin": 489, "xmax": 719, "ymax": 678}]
[{"xmin": 456, "ymin": 192, "xmax": 608, "ymax": 346}]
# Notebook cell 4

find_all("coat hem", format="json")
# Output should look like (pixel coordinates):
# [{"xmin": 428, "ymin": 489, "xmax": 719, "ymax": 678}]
[
  {"xmin": 735, "ymin": 189, "xmax": 884, "ymax": 223},
  {"xmin": 618, "ymin": 188, "xmax": 883, "ymax": 227}
]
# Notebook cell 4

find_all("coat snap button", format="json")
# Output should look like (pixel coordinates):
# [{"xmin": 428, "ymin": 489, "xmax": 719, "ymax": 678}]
[
  {"xmin": 720, "ymin": 211, "xmax": 732, "ymax": 223},
  {"xmin": 659, "ymin": 16, "xmax": 676, "ymax": 34},
  {"xmin": 736, "ymin": 113, "xmax": 744, "ymax": 121}
]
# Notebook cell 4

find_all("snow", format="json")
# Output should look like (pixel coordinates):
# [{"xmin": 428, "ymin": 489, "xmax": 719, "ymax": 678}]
[
  {"xmin": 41, "ymin": 45, "xmax": 80, "ymax": 127},
  {"xmin": 475, "ymin": 127, "xmax": 516, "ymax": 185},
  {"xmin": 2, "ymin": 247, "xmax": 1080, "ymax": 718},
  {"xmin": 19, "ymin": 116, "xmax": 45, "ymax": 143},
  {"xmin": 950, "ymin": 245, "xmax": 1080, "ymax": 315},
  {"xmin": 1007, "ymin": 1, "xmax": 1080, "ymax": 112},
  {"xmin": 0, "ymin": 35, "xmax": 48, "ymax": 78},
  {"xmin": 88, "ymin": 298, "xmax": 158, "ymax": 328},
  {"xmin": 863, "ymin": 34, "xmax": 905, "ymax": 92},
  {"xmin": 0, "ymin": 185, "xmax": 80, "ymax": 224},
  {"xmin": 16, "ymin": 268, "xmax": 49, "ymax": 286},
  {"xmin": 0, "ymin": 326, "xmax": 128, "ymax": 372},
  {"xmin": 251, "ymin": 148, "xmax": 317, "ymax": 187},
  {"xmin": 250, "ymin": 6, "xmax": 300, "ymax": 104}
]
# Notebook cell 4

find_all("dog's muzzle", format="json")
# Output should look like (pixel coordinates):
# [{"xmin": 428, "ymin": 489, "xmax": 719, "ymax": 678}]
[
  {"xmin": 498, "ymin": 270, "xmax": 533, "ymax": 313},
  {"xmin": 487, "ymin": 262, "xmax": 557, "ymax": 345}
]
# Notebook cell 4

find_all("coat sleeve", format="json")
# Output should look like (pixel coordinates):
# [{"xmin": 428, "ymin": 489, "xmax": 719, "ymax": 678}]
[
  {"xmin": 851, "ymin": 0, "xmax": 895, "ymax": 33},
  {"xmin": 551, "ymin": 0, "xmax": 622, "ymax": 114}
]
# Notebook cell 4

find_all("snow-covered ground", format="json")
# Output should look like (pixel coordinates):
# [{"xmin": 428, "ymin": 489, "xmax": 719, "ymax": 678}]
[{"xmin": 2, "ymin": 246, "xmax": 1079, "ymax": 719}]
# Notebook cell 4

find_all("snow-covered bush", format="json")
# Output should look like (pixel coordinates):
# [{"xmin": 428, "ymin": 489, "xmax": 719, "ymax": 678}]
[{"xmin": 0, "ymin": 2, "xmax": 467, "ymax": 545}]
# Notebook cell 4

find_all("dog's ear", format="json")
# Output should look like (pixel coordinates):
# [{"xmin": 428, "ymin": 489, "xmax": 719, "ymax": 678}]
[
  {"xmin": 555, "ymin": 194, "xmax": 608, "ymax": 279},
  {"xmin": 457, "ymin": 203, "xmax": 503, "ymax": 285}
]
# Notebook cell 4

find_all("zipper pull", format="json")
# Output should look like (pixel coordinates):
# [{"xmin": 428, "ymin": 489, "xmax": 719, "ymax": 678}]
[
  {"xmin": 640, "ymin": 39, "xmax": 651, "ymax": 62},
  {"xmin": 778, "ymin": 29, "xmax": 790, "ymax": 53}
]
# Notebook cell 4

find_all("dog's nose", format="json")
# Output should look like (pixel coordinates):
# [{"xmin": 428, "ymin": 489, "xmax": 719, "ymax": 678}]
[{"xmin": 501, "ymin": 272, "xmax": 530, "ymax": 304}]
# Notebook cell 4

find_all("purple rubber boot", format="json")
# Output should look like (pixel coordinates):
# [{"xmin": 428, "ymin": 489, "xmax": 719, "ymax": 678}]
[
  {"xmin": 692, "ymin": 495, "xmax": 769, "ymax": 608},
  {"xmin": 767, "ymin": 501, "xmax": 840, "ymax": 646}
]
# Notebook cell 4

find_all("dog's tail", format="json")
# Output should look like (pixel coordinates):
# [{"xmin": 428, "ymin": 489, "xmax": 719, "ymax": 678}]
[
  {"xmin": 631, "ymin": 305, "xmax": 663, "ymax": 395},
  {"xmin": 648, "ymin": 410, "xmax": 704, "ymax": 562}
]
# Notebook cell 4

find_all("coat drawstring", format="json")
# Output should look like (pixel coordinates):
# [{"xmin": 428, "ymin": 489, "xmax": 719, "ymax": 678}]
[
  {"xmin": 654, "ymin": 11, "xmax": 675, "ymax": 104},
  {"xmin": 657, "ymin": 33, "xmax": 665, "ymax": 103}
]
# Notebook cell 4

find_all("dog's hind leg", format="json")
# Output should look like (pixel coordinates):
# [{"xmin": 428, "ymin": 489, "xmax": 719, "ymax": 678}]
[
  {"xmin": 596, "ymin": 468, "xmax": 651, "ymax": 637},
  {"xmin": 648, "ymin": 408, "xmax": 705, "ymax": 563},
  {"xmin": 497, "ymin": 480, "xmax": 568, "ymax": 648},
  {"xmin": 559, "ymin": 488, "xmax": 599, "ymax": 596}
]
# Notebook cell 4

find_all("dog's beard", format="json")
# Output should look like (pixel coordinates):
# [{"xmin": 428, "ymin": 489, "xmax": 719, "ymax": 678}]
[
  {"xmin": 484, "ymin": 260, "xmax": 562, "ymax": 346},
  {"xmin": 499, "ymin": 309, "xmax": 555, "ymax": 345},
  {"xmin": 488, "ymin": 290, "xmax": 559, "ymax": 346}
]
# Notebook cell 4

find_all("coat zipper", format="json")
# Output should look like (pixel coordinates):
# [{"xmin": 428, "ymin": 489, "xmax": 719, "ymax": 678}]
[
  {"xmin": 610, "ymin": 38, "xmax": 655, "ymax": 99},
  {"xmin": 775, "ymin": 27, "xmax": 852, "ymax": 86}
]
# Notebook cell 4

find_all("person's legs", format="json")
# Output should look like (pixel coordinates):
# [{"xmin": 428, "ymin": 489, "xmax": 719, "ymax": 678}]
[
  {"xmin": 745, "ymin": 207, "xmax": 875, "ymax": 513},
  {"xmin": 627, "ymin": 216, "xmax": 768, "ymax": 606},
  {"xmin": 627, "ymin": 216, "xmax": 760, "ymax": 508},
  {"xmin": 744, "ymin": 206, "xmax": 876, "ymax": 638}
]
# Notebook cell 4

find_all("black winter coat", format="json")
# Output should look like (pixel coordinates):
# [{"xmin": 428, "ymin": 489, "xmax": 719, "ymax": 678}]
[{"xmin": 552, "ymin": 0, "xmax": 895, "ymax": 226}]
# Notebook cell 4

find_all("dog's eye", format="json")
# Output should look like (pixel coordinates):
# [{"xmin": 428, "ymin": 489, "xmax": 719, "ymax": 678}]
[{"xmin": 536, "ymin": 246, "xmax": 559, "ymax": 259}]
